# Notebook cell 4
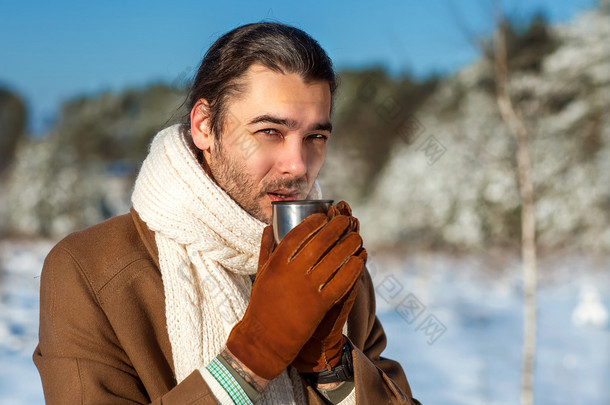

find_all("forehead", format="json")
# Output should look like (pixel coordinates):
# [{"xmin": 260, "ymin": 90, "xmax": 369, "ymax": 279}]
[{"xmin": 230, "ymin": 63, "xmax": 332, "ymax": 121}]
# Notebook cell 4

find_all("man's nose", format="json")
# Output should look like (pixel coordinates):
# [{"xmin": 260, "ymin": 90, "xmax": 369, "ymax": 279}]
[{"xmin": 276, "ymin": 139, "xmax": 307, "ymax": 178}]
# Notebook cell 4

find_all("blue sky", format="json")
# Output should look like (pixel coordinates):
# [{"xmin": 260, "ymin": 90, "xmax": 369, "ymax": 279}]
[{"xmin": 0, "ymin": 0, "xmax": 597, "ymax": 134}]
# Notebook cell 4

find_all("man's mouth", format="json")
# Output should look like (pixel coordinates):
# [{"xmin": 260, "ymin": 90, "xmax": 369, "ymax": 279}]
[{"xmin": 267, "ymin": 189, "xmax": 299, "ymax": 202}]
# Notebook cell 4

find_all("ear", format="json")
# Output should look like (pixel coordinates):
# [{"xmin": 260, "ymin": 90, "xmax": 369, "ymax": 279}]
[{"xmin": 190, "ymin": 98, "xmax": 213, "ymax": 152}]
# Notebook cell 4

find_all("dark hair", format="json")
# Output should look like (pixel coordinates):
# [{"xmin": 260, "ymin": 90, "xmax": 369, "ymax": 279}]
[{"xmin": 186, "ymin": 22, "xmax": 337, "ymax": 139}]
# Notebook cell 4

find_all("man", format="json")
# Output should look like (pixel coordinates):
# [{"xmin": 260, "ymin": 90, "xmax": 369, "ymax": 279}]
[{"xmin": 33, "ymin": 22, "xmax": 420, "ymax": 404}]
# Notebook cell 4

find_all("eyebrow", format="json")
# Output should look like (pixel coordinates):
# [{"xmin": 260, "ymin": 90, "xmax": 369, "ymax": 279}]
[{"xmin": 246, "ymin": 114, "xmax": 332, "ymax": 133}]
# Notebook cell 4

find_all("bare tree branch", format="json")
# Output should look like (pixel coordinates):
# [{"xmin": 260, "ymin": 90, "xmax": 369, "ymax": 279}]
[{"xmin": 492, "ymin": 4, "xmax": 538, "ymax": 405}]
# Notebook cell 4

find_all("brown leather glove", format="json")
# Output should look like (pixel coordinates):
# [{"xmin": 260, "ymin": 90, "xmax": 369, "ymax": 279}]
[
  {"xmin": 226, "ymin": 213, "xmax": 364, "ymax": 380},
  {"xmin": 292, "ymin": 201, "xmax": 367, "ymax": 372}
]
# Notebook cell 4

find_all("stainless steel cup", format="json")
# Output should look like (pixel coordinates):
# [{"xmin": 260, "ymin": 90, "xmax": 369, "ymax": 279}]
[{"xmin": 272, "ymin": 200, "xmax": 334, "ymax": 244}]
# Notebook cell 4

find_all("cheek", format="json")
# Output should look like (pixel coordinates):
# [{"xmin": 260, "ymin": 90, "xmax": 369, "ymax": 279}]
[
  {"xmin": 245, "ymin": 152, "xmax": 276, "ymax": 185},
  {"xmin": 305, "ymin": 144, "xmax": 327, "ymax": 178}
]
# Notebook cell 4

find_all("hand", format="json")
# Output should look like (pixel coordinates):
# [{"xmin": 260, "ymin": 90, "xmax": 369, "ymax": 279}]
[
  {"xmin": 226, "ymin": 212, "xmax": 364, "ymax": 380},
  {"xmin": 292, "ymin": 201, "xmax": 367, "ymax": 373}
]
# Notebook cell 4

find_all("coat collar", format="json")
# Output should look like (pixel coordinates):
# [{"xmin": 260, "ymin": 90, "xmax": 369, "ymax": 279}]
[{"xmin": 130, "ymin": 207, "xmax": 160, "ymax": 269}]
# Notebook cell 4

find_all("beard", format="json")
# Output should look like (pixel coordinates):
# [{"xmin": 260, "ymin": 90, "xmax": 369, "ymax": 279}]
[{"xmin": 205, "ymin": 140, "xmax": 309, "ymax": 224}]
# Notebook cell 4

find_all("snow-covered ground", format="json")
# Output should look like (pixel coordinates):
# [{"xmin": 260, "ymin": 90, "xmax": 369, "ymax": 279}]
[
  {"xmin": 0, "ymin": 240, "xmax": 608, "ymax": 404},
  {"xmin": 0, "ymin": 240, "xmax": 53, "ymax": 405},
  {"xmin": 368, "ymin": 251, "xmax": 610, "ymax": 405}
]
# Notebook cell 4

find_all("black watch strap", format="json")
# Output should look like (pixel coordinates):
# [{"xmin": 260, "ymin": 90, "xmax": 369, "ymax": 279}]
[{"xmin": 303, "ymin": 343, "xmax": 354, "ymax": 384}]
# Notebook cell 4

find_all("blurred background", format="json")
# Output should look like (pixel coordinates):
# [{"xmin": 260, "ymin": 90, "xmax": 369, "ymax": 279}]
[{"xmin": 1, "ymin": 0, "xmax": 608, "ymax": 403}]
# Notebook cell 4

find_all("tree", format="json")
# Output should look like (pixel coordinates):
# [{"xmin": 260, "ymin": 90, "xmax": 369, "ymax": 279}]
[
  {"xmin": 492, "ymin": 13, "xmax": 538, "ymax": 405},
  {"xmin": 447, "ymin": 3, "xmax": 544, "ymax": 403},
  {"xmin": 0, "ymin": 87, "xmax": 27, "ymax": 174}
]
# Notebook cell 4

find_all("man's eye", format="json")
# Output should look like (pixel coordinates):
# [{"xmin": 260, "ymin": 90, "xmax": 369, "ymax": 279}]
[
  {"xmin": 259, "ymin": 128, "xmax": 279, "ymax": 135},
  {"xmin": 307, "ymin": 134, "xmax": 328, "ymax": 141}
]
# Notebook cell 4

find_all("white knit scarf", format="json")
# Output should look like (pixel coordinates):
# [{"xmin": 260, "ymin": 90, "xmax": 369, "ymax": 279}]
[{"xmin": 132, "ymin": 124, "xmax": 320, "ymax": 404}]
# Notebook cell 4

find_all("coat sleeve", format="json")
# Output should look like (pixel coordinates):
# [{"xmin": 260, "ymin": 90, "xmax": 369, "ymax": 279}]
[
  {"xmin": 33, "ymin": 243, "xmax": 218, "ymax": 405},
  {"xmin": 304, "ymin": 267, "xmax": 421, "ymax": 405}
]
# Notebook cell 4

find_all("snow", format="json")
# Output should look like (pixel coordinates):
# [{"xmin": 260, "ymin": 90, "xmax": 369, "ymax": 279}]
[
  {"xmin": 0, "ymin": 240, "xmax": 53, "ymax": 405},
  {"xmin": 0, "ymin": 241, "xmax": 608, "ymax": 404},
  {"xmin": 355, "ymin": 9, "xmax": 610, "ymax": 254},
  {"xmin": 572, "ymin": 284, "xmax": 609, "ymax": 328},
  {"xmin": 368, "ymin": 252, "xmax": 610, "ymax": 404}
]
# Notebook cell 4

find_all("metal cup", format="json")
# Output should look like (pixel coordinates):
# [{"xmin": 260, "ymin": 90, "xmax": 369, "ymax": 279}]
[{"xmin": 272, "ymin": 200, "xmax": 334, "ymax": 244}]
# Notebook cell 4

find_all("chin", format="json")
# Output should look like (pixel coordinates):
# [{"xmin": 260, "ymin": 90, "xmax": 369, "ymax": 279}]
[
  {"xmin": 261, "ymin": 210, "xmax": 273, "ymax": 225},
  {"xmin": 255, "ymin": 202, "xmax": 273, "ymax": 225}
]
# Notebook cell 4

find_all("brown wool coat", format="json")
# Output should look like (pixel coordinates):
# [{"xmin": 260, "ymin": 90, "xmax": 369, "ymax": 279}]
[{"xmin": 33, "ymin": 208, "xmax": 418, "ymax": 404}]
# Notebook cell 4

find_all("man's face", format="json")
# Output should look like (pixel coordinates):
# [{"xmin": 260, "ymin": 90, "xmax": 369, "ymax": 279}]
[{"xmin": 196, "ymin": 63, "xmax": 332, "ymax": 224}]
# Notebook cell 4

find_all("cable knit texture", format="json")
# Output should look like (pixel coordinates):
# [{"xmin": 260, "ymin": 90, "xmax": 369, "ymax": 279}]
[{"xmin": 132, "ymin": 124, "xmax": 321, "ymax": 404}]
